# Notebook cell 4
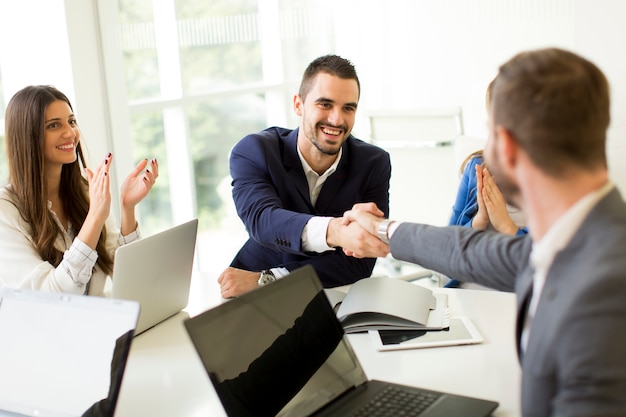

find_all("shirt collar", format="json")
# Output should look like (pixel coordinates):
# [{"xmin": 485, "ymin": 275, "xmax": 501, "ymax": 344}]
[
  {"xmin": 530, "ymin": 181, "xmax": 614, "ymax": 270},
  {"xmin": 297, "ymin": 145, "xmax": 342, "ymax": 178}
]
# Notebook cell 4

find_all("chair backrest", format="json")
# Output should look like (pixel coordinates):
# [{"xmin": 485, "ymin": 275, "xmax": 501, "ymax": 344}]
[{"xmin": 367, "ymin": 107, "xmax": 464, "ymax": 148}]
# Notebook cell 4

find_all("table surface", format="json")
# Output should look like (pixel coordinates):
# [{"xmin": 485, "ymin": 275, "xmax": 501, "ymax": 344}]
[{"xmin": 114, "ymin": 286, "xmax": 521, "ymax": 417}]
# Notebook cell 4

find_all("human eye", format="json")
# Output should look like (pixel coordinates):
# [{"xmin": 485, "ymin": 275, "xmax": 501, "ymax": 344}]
[
  {"xmin": 69, "ymin": 118, "xmax": 78, "ymax": 126},
  {"xmin": 46, "ymin": 122, "xmax": 60, "ymax": 129},
  {"xmin": 344, "ymin": 106, "xmax": 357, "ymax": 113}
]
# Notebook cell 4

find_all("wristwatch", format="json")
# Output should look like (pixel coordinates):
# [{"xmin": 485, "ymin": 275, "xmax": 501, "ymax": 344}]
[
  {"xmin": 258, "ymin": 269, "xmax": 276, "ymax": 286},
  {"xmin": 377, "ymin": 219, "xmax": 394, "ymax": 244}
]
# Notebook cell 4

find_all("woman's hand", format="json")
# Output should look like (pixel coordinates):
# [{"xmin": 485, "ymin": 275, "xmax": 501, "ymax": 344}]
[
  {"xmin": 120, "ymin": 158, "xmax": 159, "ymax": 210},
  {"xmin": 85, "ymin": 153, "xmax": 112, "ymax": 225},
  {"xmin": 481, "ymin": 168, "xmax": 518, "ymax": 235},
  {"xmin": 79, "ymin": 153, "xmax": 113, "ymax": 249},
  {"xmin": 471, "ymin": 164, "xmax": 489, "ymax": 230},
  {"xmin": 119, "ymin": 157, "xmax": 159, "ymax": 236}
]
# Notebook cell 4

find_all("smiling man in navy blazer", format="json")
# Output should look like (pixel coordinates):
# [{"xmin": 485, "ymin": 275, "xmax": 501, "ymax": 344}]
[{"xmin": 217, "ymin": 55, "xmax": 391, "ymax": 298}]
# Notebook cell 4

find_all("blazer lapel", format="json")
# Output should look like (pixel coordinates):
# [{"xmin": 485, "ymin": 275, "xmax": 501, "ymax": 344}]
[
  {"xmin": 315, "ymin": 142, "xmax": 349, "ymax": 213},
  {"xmin": 515, "ymin": 266, "xmax": 534, "ymax": 361},
  {"xmin": 283, "ymin": 129, "xmax": 313, "ymax": 207}
]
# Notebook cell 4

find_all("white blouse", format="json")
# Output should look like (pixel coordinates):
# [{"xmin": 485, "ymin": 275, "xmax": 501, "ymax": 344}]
[{"xmin": 0, "ymin": 186, "xmax": 139, "ymax": 296}]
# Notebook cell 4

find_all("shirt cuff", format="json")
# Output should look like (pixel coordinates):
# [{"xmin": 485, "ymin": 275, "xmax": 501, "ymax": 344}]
[
  {"xmin": 271, "ymin": 267, "xmax": 290, "ymax": 279},
  {"xmin": 61, "ymin": 238, "xmax": 99, "ymax": 287},
  {"xmin": 302, "ymin": 216, "xmax": 334, "ymax": 253},
  {"xmin": 118, "ymin": 226, "xmax": 141, "ymax": 246},
  {"xmin": 388, "ymin": 221, "xmax": 402, "ymax": 239}
]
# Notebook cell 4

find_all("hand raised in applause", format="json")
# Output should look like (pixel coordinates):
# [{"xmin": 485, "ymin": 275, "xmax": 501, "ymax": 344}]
[
  {"xmin": 85, "ymin": 153, "xmax": 113, "ymax": 227},
  {"xmin": 121, "ymin": 158, "xmax": 159, "ymax": 210},
  {"xmin": 478, "ymin": 166, "xmax": 519, "ymax": 235}
]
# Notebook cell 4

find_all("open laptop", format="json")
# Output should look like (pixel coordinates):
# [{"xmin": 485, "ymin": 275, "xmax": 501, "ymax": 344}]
[
  {"xmin": 184, "ymin": 265, "xmax": 499, "ymax": 417},
  {"xmin": 112, "ymin": 218, "xmax": 198, "ymax": 335},
  {"xmin": 0, "ymin": 287, "xmax": 139, "ymax": 417}
]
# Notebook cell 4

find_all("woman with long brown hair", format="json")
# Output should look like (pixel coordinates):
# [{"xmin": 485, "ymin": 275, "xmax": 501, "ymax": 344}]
[{"xmin": 0, "ymin": 85, "xmax": 158, "ymax": 295}]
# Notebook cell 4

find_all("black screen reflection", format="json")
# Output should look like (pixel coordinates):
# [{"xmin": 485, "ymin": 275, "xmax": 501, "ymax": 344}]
[
  {"xmin": 82, "ymin": 329, "xmax": 134, "ymax": 417},
  {"xmin": 215, "ymin": 290, "xmax": 344, "ymax": 417}
]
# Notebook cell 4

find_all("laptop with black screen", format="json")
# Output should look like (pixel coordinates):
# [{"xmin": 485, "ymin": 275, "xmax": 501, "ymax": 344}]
[
  {"xmin": 0, "ymin": 288, "xmax": 139, "ymax": 417},
  {"xmin": 184, "ymin": 265, "xmax": 498, "ymax": 417}
]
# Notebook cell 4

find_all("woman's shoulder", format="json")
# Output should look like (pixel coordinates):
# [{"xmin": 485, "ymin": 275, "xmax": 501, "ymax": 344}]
[
  {"xmin": 0, "ymin": 186, "xmax": 22, "ymax": 219},
  {"xmin": 0, "ymin": 185, "xmax": 16, "ymax": 204}
]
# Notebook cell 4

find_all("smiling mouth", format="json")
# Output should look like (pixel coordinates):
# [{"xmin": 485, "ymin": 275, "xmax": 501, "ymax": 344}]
[
  {"xmin": 57, "ymin": 143, "xmax": 75, "ymax": 150},
  {"xmin": 321, "ymin": 126, "xmax": 342, "ymax": 137}
]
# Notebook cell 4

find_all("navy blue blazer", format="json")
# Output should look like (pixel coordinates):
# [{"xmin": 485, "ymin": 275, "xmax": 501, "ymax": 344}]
[{"xmin": 229, "ymin": 126, "xmax": 391, "ymax": 287}]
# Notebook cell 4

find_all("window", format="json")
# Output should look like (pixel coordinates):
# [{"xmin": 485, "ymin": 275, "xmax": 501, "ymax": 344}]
[
  {"xmin": 0, "ymin": 67, "xmax": 6, "ymax": 184},
  {"xmin": 99, "ymin": 0, "xmax": 336, "ymax": 282}
]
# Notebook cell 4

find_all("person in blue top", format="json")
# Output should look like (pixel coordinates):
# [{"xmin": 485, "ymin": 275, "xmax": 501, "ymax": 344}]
[
  {"xmin": 449, "ymin": 149, "xmax": 528, "ymax": 236},
  {"xmin": 446, "ymin": 152, "xmax": 528, "ymax": 288},
  {"xmin": 446, "ymin": 80, "xmax": 528, "ymax": 288}
]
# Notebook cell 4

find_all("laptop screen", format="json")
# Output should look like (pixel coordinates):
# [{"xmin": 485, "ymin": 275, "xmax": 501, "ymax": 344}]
[
  {"xmin": 184, "ymin": 265, "xmax": 369, "ymax": 417},
  {"xmin": 0, "ymin": 289, "xmax": 139, "ymax": 417}
]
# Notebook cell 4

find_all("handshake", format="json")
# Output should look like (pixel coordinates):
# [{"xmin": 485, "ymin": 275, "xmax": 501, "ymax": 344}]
[{"xmin": 329, "ymin": 203, "xmax": 393, "ymax": 259}]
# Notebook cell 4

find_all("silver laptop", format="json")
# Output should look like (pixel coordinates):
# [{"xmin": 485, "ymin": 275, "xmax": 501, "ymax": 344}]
[
  {"xmin": 184, "ymin": 265, "xmax": 499, "ymax": 417},
  {"xmin": 0, "ymin": 287, "xmax": 139, "ymax": 417},
  {"xmin": 112, "ymin": 218, "xmax": 198, "ymax": 335}
]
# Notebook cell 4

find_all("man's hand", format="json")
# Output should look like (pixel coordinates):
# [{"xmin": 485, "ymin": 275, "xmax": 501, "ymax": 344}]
[
  {"xmin": 218, "ymin": 267, "xmax": 260, "ymax": 298},
  {"xmin": 334, "ymin": 203, "xmax": 390, "ymax": 259}
]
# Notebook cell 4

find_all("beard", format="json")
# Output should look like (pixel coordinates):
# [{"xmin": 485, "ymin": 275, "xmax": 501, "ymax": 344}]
[{"xmin": 303, "ymin": 121, "xmax": 348, "ymax": 156}]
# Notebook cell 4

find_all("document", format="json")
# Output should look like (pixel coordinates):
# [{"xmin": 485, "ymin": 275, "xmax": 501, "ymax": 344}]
[{"xmin": 324, "ymin": 277, "xmax": 450, "ymax": 333}]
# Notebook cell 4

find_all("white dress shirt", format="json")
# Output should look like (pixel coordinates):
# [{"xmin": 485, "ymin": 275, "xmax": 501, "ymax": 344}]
[{"xmin": 271, "ymin": 147, "xmax": 342, "ymax": 278}]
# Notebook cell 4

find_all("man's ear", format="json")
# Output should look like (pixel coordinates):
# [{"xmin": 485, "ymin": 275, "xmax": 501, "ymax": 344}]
[
  {"xmin": 293, "ymin": 94, "xmax": 303, "ymax": 116},
  {"xmin": 496, "ymin": 126, "xmax": 519, "ymax": 171}
]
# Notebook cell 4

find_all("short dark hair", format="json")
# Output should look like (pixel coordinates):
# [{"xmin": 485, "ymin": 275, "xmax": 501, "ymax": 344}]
[
  {"xmin": 298, "ymin": 54, "xmax": 360, "ymax": 101},
  {"xmin": 492, "ymin": 48, "xmax": 610, "ymax": 177}
]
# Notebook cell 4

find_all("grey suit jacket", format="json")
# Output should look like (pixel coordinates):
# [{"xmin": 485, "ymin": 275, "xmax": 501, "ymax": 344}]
[{"xmin": 391, "ymin": 188, "xmax": 626, "ymax": 417}]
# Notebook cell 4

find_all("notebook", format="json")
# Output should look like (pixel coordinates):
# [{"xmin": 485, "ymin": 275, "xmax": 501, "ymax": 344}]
[
  {"xmin": 0, "ymin": 287, "xmax": 139, "ymax": 417},
  {"xmin": 111, "ymin": 218, "xmax": 198, "ymax": 335},
  {"xmin": 184, "ymin": 265, "xmax": 499, "ymax": 417}
]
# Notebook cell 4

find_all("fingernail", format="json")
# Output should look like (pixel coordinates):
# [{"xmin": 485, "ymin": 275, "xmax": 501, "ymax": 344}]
[
  {"xmin": 107, "ymin": 152, "xmax": 112, "ymax": 158},
  {"xmin": 146, "ymin": 169, "xmax": 150, "ymax": 173},
  {"xmin": 105, "ymin": 160, "xmax": 108, "ymax": 165},
  {"xmin": 104, "ymin": 172, "xmax": 108, "ymax": 176}
]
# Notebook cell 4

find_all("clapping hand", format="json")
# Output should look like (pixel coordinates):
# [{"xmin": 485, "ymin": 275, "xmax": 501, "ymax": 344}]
[
  {"xmin": 475, "ymin": 165, "xmax": 519, "ymax": 235},
  {"xmin": 121, "ymin": 158, "xmax": 159, "ymax": 210}
]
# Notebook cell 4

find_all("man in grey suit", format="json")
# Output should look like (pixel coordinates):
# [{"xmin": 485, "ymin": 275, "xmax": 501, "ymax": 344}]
[{"xmin": 341, "ymin": 48, "xmax": 626, "ymax": 417}]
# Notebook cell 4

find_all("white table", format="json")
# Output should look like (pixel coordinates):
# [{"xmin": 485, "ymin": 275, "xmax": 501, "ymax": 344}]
[{"xmin": 114, "ymin": 288, "xmax": 521, "ymax": 417}]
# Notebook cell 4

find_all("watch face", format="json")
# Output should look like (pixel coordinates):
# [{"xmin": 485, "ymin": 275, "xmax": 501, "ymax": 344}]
[{"xmin": 259, "ymin": 273, "xmax": 276, "ymax": 286}]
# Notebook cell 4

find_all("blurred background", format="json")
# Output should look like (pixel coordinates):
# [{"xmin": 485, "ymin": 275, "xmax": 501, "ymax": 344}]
[{"xmin": 1, "ymin": 0, "xmax": 625, "ymax": 303}]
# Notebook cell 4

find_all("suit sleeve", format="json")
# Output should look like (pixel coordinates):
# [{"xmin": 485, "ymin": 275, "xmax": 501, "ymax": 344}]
[
  {"xmin": 230, "ymin": 134, "xmax": 312, "ymax": 255},
  {"xmin": 390, "ymin": 222, "xmax": 529, "ymax": 292}
]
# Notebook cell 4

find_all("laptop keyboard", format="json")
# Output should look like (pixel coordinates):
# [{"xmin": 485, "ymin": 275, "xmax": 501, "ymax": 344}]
[{"xmin": 350, "ymin": 385, "xmax": 441, "ymax": 417}]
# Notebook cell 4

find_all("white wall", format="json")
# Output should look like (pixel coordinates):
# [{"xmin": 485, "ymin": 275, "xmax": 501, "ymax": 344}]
[
  {"xmin": 329, "ymin": 0, "xmax": 626, "ymax": 224},
  {"xmin": 0, "ymin": 1, "xmax": 75, "ymax": 103},
  {"xmin": 2, "ymin": 0, "xmax": 624, "ymax": 224}
]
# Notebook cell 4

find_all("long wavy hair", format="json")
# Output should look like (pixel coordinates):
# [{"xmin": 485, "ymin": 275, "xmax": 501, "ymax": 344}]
[{"xmin": 4, "ymin": 85, "xmax": 113, "ymax": 275}]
